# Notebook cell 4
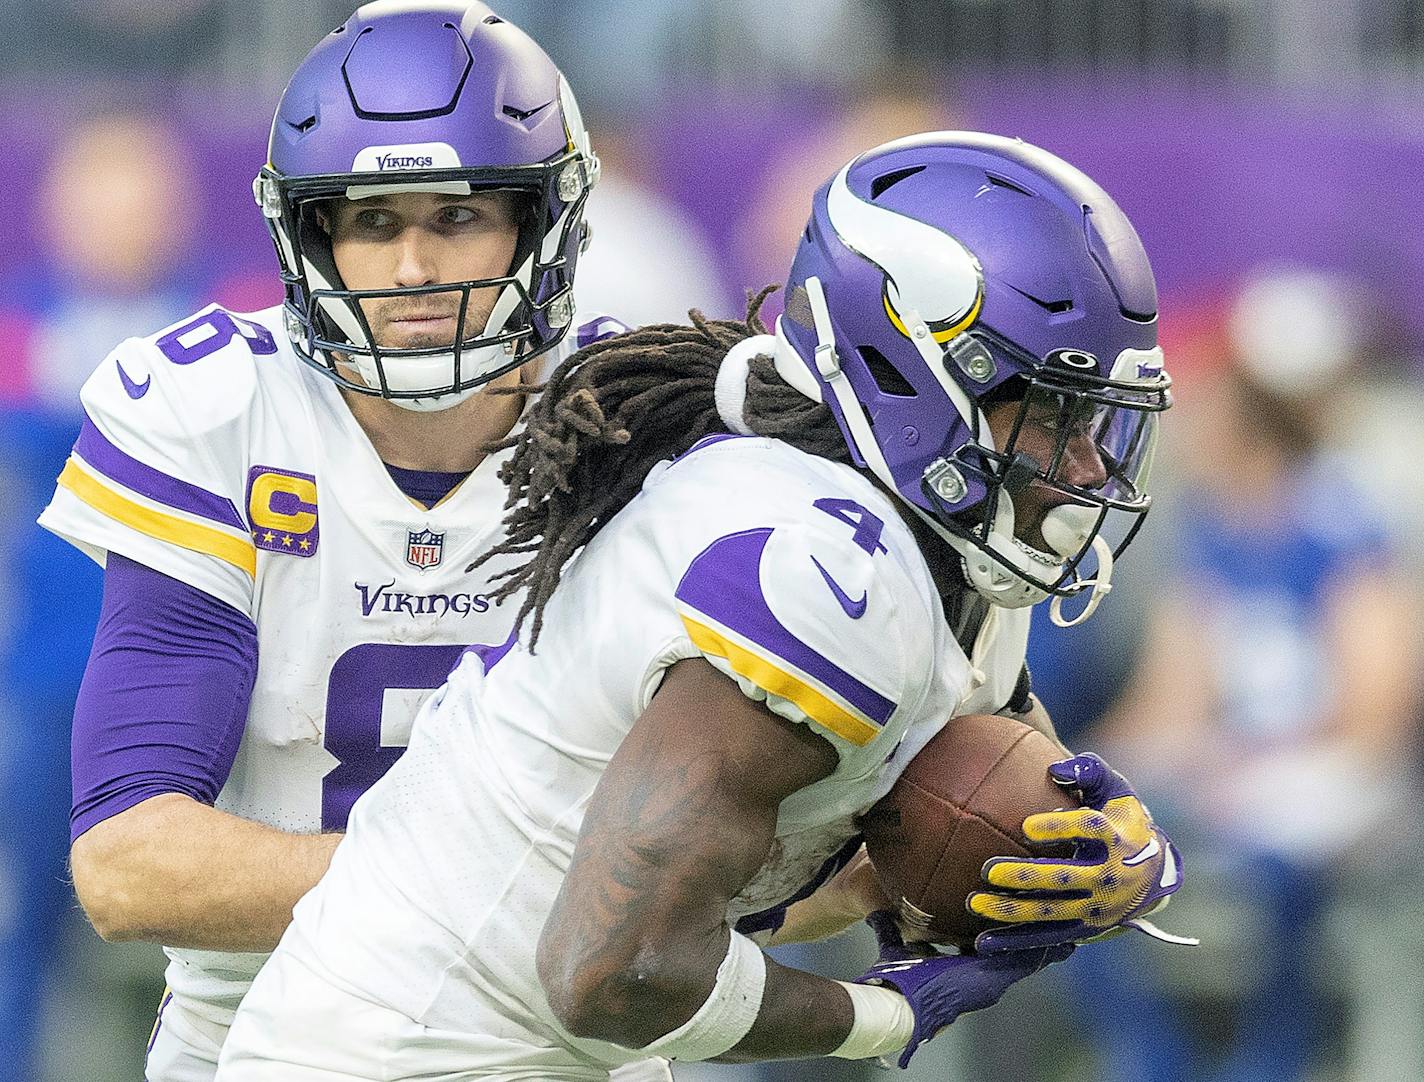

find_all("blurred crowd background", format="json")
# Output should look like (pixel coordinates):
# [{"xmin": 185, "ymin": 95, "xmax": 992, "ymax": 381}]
[{"xmin": 4, "ymin": 2, "xmax": 1424, "ymax": 1080}]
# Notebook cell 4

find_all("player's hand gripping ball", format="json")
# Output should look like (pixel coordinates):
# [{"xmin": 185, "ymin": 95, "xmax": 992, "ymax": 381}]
[
  {"xmin": 967, "ymin": 752, "xmax": 1185, "ymax": 952},
  {"xmin": 854, "ymin": 911, "xmax": 1072, "ymax": 1068}
]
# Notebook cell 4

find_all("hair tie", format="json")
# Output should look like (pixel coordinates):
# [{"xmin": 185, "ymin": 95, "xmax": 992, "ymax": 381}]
[{"xmin": 714, "ymin": 335, "xmax": 775, "ymax": 435}]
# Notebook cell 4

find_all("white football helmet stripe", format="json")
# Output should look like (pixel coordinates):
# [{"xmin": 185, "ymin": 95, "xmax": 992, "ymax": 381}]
[{"xmin": 825, "ymin": 163, "xmax": 983, "ymax": 335}]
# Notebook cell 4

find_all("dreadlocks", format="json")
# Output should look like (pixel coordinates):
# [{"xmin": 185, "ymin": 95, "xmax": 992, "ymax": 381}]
[{"xmin": 474, "ymin": 287, "xmax": 850, "ymax": 646}]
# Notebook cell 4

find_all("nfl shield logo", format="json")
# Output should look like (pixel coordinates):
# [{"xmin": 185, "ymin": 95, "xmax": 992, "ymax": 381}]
[{"xmin": 406, "ymin": 528, "xmax": 444, "ymax": 570}]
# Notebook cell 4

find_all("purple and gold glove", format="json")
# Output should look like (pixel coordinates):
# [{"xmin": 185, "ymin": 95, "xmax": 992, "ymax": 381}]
[
  {"xmin": 966, "ymin": 752, "xmax": 1195, "ymax": 953},
  {"xmin": 854, "ymin": 911, "xmax": 1072, "ymax": 1068}
]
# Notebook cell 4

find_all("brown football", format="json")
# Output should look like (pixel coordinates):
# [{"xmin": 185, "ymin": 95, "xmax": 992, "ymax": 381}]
[{"xmin": 860, "ymin": 712, "xmax": 1079, "ymax": 949}]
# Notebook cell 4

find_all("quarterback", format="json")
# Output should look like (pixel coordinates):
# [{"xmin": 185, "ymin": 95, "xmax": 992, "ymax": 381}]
[
  {"xmin": 218, "ymin": 133, "xmax": 1185, "ymax": 1080},
  {"xmin": 37, "ymin": 4, "xmax": 669, "ymax": 1080}
]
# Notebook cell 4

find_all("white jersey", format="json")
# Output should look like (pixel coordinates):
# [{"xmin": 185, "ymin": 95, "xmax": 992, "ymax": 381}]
[
  {"xmin": 39, "ymin": 303, "xmax": 553, "ymax": 1030},
  {"xmin": 272, "ymin": 434, "xmax": 1031, "ymax": 1071}
]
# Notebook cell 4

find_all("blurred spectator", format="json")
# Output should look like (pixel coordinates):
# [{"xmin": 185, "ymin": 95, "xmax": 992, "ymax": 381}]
[
  {"xmin": 1062, "ymin": 268, "xmax": 1424, "ymax": 1082},
  {"xmin": 490, "ymin": 0, "xmax": 888, "ymax": 115},
  {"xmin": 1, "ymin": 1, "xmax": 226, "ymax": 80},
  {"xmin": 0, "ymin": 111, "xmax": 206, "ymax": 1081},
  {"xmin": 2, "ymin": 113, "xmax": 205, "ymax": 407},
  {"xmin": 573, "ymin": 126, "xmax": 737, "ymax": 326}
]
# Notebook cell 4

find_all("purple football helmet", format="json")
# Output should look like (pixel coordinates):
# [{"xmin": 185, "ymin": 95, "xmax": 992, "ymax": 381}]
[
  {"xmin": 772, "ymin": 132, "xmax": 1171, "ymax": 621},
  {"xmin": 254, "ymin": 0, "xmax": 598, "ymax": 411}
]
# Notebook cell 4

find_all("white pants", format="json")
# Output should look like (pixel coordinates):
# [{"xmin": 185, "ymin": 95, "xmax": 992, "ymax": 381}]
[
  {"xmin": 146, "ymin": 988, "xmax": 228, "ymax": 1082},
  {"xmin": 214, "ymin": 948, "xmax": 673, "ymax": 1082}
]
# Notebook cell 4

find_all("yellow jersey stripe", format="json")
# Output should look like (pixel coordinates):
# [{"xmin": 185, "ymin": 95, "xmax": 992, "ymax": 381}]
[
  {"xmin": 58, "ymin": 459, "xmax": 257, "ymax": 577},
  {"xmin": 681, "ymin": 614, "xmax": 880, "ymax": 746}
]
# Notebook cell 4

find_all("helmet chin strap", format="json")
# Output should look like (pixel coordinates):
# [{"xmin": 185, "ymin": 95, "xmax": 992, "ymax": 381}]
[
  {"xmin": 1041, "ymin": 504, "xmax": 1114, "ymax": 627},
  {"xmin": 364, "ymin": 379, "xmax": 483, "ymax": 414},
  {"xmin": 927, "ymin": 496, "xmax": 1051, "ymax": 610},
  {"xmin": 1048, "ymin": 534, "xmax": 1114, "ymax": 627},
  {"xmin": 935, "ymin": 499, "xmax": 1115, "ymax": 624}
]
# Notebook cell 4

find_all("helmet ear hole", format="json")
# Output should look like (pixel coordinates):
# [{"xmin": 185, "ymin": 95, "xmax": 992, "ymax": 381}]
[{"xmin": 858, "ymin": 345, "xmax": 917, "ymax": 398}]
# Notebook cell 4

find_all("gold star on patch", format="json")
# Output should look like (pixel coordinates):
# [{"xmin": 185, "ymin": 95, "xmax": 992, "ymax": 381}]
[
  {"xmin": 262, "ymin": 531, "xmax": 276, "ymax": 543},
  {"xmin": 281, "ymin": 535, "xmax": 293, "ymax": 547},
  {"xmin": 298, "ymin": 539, "xmax": 311, "ymax": 551}
]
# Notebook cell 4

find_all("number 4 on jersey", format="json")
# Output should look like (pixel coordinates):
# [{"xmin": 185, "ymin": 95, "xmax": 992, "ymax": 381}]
[{"xmin": 814, "ymin": 497, "xmax": 888, "ymax": 556}]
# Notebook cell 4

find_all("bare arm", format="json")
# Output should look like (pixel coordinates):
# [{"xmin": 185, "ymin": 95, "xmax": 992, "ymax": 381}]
[
  {"xmin": 1321, "ymin": 565, "xmax": 1422, "ymax": 757},
  {"xmin": 1095, "ymin": 593, "xmax": 1222, "ymax": 782},
  {"xmin": 536, "ymin": 658, "xmax": 861, "ymax": 1061},
  {"xmin": 765, "ymin": 845, "xmax": 888, "ymax": 946},
  {"xmin": 70, "ymin": 794, "xmax": 340, "ymax": 950}
]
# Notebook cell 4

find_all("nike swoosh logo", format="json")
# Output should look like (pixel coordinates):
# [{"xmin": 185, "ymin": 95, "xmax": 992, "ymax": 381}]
[
  {"xmin": 115, "ymin": 359, "xmax": 151, "ymax": 399},
  {"xmin": 1158, "ymin": 841, "xmax": 1179, "ymax": 888},
  {"xmin": 810, "ymin": 554, "xmax": 867, "ymax": 619},
  {"xmin": 1123, "ymin": 836, "xmax": 1161, "ymax": 867}
]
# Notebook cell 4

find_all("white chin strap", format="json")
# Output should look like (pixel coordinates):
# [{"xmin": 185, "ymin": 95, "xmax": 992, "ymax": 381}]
[
  {"xmin": 306, "ymin": 251, "xmax": 534, "ymax": 413},
  {"xmin": 915, "ymin": 480, "xmax": 1115, "ymax": 627},
  {"xmin": 774, "ymin": 275, "xmax": 1115, "ymax": 624},
  {"xmin": 1042, "ymin": 505, "xmax": 1115, "ymax": 627}
]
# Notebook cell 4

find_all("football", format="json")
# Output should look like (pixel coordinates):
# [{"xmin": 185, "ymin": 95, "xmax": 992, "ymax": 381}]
[{"xmin": 860, "ymin": 713, "xmax": 1079, "ymax": 949}]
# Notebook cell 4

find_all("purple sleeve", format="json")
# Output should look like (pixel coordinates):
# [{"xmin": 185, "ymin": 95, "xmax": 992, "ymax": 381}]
[{"xmin": 70, "ymin": 553, "xmax": 258, "ymax": 841}]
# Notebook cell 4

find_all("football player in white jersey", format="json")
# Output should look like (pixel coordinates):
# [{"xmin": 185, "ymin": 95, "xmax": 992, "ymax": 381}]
[
  {"xmin": 218, "ymin": 132, "xmax": 1187, "ymax": 1080},
  {"xmin": 38, "ymin": 5, "xmax": 668, "ymax": 1081}
]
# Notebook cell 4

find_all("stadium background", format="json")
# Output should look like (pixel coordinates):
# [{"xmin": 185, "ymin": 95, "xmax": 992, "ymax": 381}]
[{"xmin": 3, "ymin": 2, "xmax": 1424, "ymax": 1079}]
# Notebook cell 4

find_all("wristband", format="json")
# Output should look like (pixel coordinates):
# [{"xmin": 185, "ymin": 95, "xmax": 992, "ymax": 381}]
[
  {"xmin": 638, "ymin": 931, "xmax": 766, "ymax": 1061},
  {"xmin": 829, "ymin": 980, "xmax": 915, "ymax": 1060}
]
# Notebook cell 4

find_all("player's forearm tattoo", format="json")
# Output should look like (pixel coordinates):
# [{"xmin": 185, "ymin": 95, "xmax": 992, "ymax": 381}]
[{"xmin": 542, "ymin": 741, "xmax": 750, "ymax": 1041}]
